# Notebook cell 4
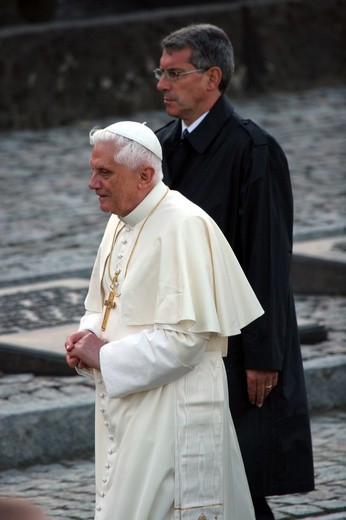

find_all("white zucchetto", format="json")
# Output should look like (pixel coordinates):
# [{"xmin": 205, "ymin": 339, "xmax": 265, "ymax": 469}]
[{"xmin": 104, "ymin": 121, "xmax": 162, "ymax": 160}]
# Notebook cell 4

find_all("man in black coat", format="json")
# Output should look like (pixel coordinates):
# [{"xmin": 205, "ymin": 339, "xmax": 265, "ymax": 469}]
[{"xmin": 154, "ymin": 23, "xmax": 314, "ymax": 519}]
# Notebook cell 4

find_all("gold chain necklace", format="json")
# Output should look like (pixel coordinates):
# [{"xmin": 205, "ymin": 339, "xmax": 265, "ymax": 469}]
[
  {"xmin": 101, "ymin": 186, "xmax": 169, "ymax": 331},
  {"xmin": 106, "ymin": 221, "xmax": 126, "ymax": 286}
]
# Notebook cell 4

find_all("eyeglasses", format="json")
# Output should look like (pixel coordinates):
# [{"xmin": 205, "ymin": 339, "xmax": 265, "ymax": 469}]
[{"xmin": 153, "ymin": 68, "xmax": 207, "ymax": 82}]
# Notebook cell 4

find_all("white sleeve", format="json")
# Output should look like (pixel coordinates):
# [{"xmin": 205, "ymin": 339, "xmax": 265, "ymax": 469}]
[
  {"xmin": 100, "ymin": 327, "xmax": 209, "ymax": 398},
  {"xmin": 78, "ymin": 310, "xmax": 102, "ymax": 335}
]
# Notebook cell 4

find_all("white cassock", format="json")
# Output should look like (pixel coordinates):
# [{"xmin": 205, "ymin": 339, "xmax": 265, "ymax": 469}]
[{"xmin": 78, "ymin": 181, "xmax": 264, "ymax": 520}]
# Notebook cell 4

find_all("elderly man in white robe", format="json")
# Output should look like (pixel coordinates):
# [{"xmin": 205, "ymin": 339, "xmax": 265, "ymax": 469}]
[{"xmin": 65, "ymin": 121, "xmax": 264, "ymax": 520}]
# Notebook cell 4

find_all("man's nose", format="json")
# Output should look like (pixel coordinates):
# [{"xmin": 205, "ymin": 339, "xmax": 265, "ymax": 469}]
[
  {"xmin": 156, "ymin": 76, "xmax": 170, "ymax": 91},
  {"xmin": 88, "ymin": 172, "xmax": 100, "ymax": 190}
]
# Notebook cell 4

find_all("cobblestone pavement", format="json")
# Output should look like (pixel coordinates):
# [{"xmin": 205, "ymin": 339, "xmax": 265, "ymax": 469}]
[
  {"xmin": 0, "ymin": 85, "xmax": 345, "ymax": 519},
  {"xmin": 0, "ymin": 411, "xmax": 344, "ymax": 520}
]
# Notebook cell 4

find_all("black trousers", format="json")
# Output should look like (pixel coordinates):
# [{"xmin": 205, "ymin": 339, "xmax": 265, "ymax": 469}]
[{"xmin": 252, "ymin": 497, "xmax": 275, "ymax": 520}]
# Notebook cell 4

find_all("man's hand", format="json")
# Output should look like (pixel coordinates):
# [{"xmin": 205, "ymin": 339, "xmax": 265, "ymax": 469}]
[
  {"xmin": 65, "ymin": 331, "xmax": 105, "ymax": 371},
  {"xmin": 246, "ymin": 369, "xmax": 278, "ymax": 408},
  {"xmin": 65, "ymin": 330, "xmax": 90, "ymax": 369}
]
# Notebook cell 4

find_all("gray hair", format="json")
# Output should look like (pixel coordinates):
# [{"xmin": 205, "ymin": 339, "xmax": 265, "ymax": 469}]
[
  {"xmin": 160, "ymin": 23, "xmax": 234, "ymax": 93},
  {"xmin": 89, "ymin": 127, "xmax": 163, "ymax": 180}
]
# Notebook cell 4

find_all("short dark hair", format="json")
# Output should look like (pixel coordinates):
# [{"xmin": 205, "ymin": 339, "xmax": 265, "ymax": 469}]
[{"xmin": 160, "ymin": 23, "xmax": 234, "ymax": 93}]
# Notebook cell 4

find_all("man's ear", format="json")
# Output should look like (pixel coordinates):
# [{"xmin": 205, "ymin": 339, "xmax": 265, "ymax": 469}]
[
  {"xmin": 139, "ymin": 167, "xmax": 155, "ymax": 185},
  {"xmin": 206, "ymin": 66, "xmax": 222, "ymax": 91}
]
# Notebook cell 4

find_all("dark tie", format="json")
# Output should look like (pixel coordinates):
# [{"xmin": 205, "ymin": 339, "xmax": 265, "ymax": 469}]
[{"xmin": 170, "ymin": 129, "xmax": 189, "ymax": 185}]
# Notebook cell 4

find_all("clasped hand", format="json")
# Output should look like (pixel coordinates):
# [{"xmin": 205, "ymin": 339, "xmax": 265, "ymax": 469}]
[{"xmin": 65, "ymin": 330, "xmax": 105, "ymax": 371}]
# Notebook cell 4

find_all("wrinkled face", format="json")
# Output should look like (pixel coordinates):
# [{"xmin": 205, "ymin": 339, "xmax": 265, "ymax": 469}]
[
  {"xmin": 88, "ymin": 141, "xmax": 140, "ymax": 216},
  {"xmin": 156, "ymin": 47, "xmax": 212, "ymax": 126}
]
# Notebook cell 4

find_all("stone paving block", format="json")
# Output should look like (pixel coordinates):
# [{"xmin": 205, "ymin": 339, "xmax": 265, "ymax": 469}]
[
  {"xmin": 317, "ymin": 500, "xmax": 346, "ymax": 512},
  {"xmin": 292, "ymin": 235, "xmax": 346, "ymax": 296},
  {"xmin": 273, "ymin": 514, "xmax": 288, "ymax": 520},
  {"xmin": 304, "ymin": 355, "xmax": 346, "ymax": 411},
  {"xmin": 275, "ymin": 504, "xmax": 324, "ymax": 516},
  {"xmin": 0, "ymin": 278, "xmax": 89, "ymax": 375},
  {"xmin": 293, "ymin": 236, "xmax": 346, "ymax": 264},
  {"xmin": 298, "ymin": 514, "xmax": 346, "ymax": 520},
  {"xmin": 0, "ymin": 397, "xmax": 94, "ymax": 470},
  {"xmin": 0, "ymin": 279, "xmax": 88, "ymax": 335},
  {"xmin": 298, "ymin": 321, "xmax": 328, "ymax": 344}
]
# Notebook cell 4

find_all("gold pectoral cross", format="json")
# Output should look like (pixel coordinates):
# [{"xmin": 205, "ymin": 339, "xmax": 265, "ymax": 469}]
[
  {"xmin": 101, "ymin": 290, "xmax": 116, "ymax": 331},
  {"xmin": 101, "ymin": 268, "xmax": 120, "ymax": 332}
]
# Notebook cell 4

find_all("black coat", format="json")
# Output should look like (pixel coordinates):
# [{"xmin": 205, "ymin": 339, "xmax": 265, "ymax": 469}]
[{"xmin": 156, "ymin": 94, "xmax": 314, "ymax": 496}]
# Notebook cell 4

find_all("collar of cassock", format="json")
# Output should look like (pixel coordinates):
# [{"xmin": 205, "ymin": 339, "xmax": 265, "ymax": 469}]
[{"xmin": 120, "ymin": 181, "xmax": 168, "ymax": 228}]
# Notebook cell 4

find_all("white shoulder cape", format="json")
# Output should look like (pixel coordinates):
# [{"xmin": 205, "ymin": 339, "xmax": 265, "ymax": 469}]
[{"xmin": 84, "ymin": 189, "xmax": 263, "ymax": 336}]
